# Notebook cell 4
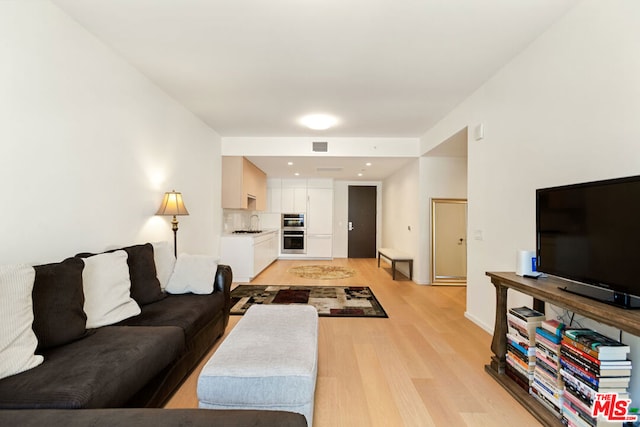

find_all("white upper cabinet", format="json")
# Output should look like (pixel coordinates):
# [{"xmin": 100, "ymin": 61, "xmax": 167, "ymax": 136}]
[
  {"xmin": 267, "ymin": 178, "xmax": 282, "ymax": 213},
  {"xmin": 281, "ymin": 179, "xmax": 307, "ymax": 213},
  {"xmin": 307, "ymin": 188, "xmax": 333, "ymax": 234},
  {"xmin": 266, "ymin": 178, "xmax": 334, "ymax": 221}
]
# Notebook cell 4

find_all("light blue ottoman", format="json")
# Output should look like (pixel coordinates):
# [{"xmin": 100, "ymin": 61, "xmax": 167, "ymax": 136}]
[{"xmin": 197, "ymin": 304, "xmax": 319, "ymax": 426}]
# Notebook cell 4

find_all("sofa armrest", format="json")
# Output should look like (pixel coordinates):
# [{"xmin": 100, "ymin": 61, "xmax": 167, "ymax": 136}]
[
  {"xmin": 214, "ymin": 264, "xmax": 232, "ymax": 326},
  {"xmin": 214, "ymin": 264, "xmax": 232, "ymax": 294}
]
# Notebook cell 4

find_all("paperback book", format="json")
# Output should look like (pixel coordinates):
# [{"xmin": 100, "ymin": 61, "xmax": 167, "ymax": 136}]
[
  {"xmin": 563, "ymin": 329, "xmax": 630, "ymax": 361},
  {"xmin": 531, "ymin": 321, "xmax": 564, "ymax": 417}
]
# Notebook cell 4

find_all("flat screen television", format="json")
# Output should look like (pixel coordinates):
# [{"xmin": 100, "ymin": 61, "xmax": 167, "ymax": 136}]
[{"xmin": 536, "ymin": 175, "xmax": 640, "ymax": 308}]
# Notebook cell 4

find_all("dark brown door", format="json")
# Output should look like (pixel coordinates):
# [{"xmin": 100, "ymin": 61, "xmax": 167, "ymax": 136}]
[{"xmin": 348, "ymin": 186, "xmax": 377, "ymax": 258}]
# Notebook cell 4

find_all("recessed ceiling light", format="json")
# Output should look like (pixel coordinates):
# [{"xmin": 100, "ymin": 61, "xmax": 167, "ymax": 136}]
[
  {"xmin": 294, "ymin": 172, "xmax": 300, "ymax": 176},
  {"xmin": 357, "ymin": 173, "xmax": 363, "ymax": 177},
  {"xmin": 365, "ymin": 162, "xmax": 372, "ymax": 166},
  {"xmin": 287, "ymin": 162, "xmax": 293, "ymax": 166},
  {"xmin": 299, "ymin": 114, "xmax": 338, "ymax": 130}
]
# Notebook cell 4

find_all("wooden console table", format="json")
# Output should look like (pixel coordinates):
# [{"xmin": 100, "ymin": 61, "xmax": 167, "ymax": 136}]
[{"xmin": 485, "ymin": 272, "xmax": 640, "ymax": 426}]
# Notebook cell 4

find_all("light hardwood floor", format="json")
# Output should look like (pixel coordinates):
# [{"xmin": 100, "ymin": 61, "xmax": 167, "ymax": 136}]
[{"xmin": 165, "ymin": 258, "xmax": 541, "ymax": 427}]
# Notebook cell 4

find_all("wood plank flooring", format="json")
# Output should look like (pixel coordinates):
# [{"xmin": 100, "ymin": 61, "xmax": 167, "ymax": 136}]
[{"xmin": 165, "ymin": 258, "xmax": 541, "ymax": 426}]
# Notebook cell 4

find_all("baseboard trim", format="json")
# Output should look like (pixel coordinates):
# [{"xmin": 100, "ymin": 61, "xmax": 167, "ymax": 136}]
[{"xmin": 464, "ymin": 311, "xmax": 493, "ymax": 334}]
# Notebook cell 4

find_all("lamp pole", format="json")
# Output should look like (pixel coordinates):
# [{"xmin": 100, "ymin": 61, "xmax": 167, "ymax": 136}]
[{"xmin": 171, "ymin": 215, "xmax": 179, "ymax": 257}]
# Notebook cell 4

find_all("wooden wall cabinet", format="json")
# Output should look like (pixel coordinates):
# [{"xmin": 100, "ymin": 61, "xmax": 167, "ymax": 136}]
[{"xmin": 222, "ymin": 157, "xmax": 267, "ymax": 210}]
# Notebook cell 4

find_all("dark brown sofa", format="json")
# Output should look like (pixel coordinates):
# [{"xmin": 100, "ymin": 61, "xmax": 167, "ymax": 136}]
[
  {"xmin": 0, "ymin": 259, "xmax": 232, "ymax": 409},
  {"xmin": 0, "ymin": 408, "xmax": 307, "ymax": 426}
]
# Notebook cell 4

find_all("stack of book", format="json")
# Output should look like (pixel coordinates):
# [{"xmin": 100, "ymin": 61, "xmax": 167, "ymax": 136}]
[
  {"xmin": 505, "ymin": 306, "xmax": 545, "ymax": 391},
  {"xmin": 531, "ymin": 319, "xmax": 564, "ymax": 417},
  {"xmin": 560, "ymin": 328, "xmax": 632, "ymax": 427}
]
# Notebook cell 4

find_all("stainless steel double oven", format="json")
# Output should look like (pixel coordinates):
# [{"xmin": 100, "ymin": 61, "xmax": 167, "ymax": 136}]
[{"xmin": 281, "ymin": 213, "xmax": 306, "ymax": 254}]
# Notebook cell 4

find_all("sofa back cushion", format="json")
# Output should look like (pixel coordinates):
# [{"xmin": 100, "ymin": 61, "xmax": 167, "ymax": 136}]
[
  {"xmin": 81, "ymin": 251, "xmax": 141, "ymax": 329},
  {"xmin": 0, "ymin": 264, "xmax": 43, "ymax": 380},
  {"xmin": 79, "ymin": 243, "xmax": 165, "ymax": 306},
  {"xmin": 119, "ymin": 244, "xmax": 165, "ymax": 306},
  {"xmin": 165, "ymin": 254, "xmax": 218, "ymax": 295},
  {"xmin": 32, "ymin": 257, "xmax": 88, "ymax": 350},
  {"xmin": 151, "ymin": 241, "xmax": 175, "ymax": 290}
]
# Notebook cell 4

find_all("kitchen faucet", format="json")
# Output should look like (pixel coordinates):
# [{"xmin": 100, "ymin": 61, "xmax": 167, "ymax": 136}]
[{"xmin": 250, "ymin": 214, "xmax": 260, "ymax": 231}]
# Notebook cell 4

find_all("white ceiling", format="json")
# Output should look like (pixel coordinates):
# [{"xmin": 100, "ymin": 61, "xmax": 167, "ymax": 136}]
[
  {"xmin": 51, "ymin": 0, "xmax": 578, "ymax": 178},
  {"xmin": 246, "ymin": 156, "xmax": 415, "ymax": 181}
]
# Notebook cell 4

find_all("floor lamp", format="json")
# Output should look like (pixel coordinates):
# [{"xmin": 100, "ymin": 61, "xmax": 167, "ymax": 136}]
[{"xmin": 156, "ymin": 190, "xmax": 189, "ymax": 257}]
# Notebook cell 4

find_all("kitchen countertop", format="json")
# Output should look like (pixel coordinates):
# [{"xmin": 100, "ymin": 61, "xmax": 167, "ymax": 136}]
[{"xmin": 222, "ymin": 228, "xmax": 279, "ymax": 237}]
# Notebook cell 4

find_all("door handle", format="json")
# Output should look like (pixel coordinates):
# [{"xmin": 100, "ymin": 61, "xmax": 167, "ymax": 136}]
[{"xmin": 348, "ymin": 222, "xmax": 354, "ymax": 231}]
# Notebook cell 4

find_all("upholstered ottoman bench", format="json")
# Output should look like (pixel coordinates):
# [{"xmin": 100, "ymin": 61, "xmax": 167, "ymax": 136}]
[{"xmin": 197, "ymin": 304, "xmax": 319, "ymax": 426}]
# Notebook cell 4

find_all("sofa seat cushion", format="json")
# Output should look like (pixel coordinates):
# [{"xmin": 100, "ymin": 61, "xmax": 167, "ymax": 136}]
[
  {"xmin": 116, "ymin": 293, "xmax": 225, "ymax": 343},
  {"xmin": 0, "ymin": 326, "xmax": 184, "ymax": 409}
]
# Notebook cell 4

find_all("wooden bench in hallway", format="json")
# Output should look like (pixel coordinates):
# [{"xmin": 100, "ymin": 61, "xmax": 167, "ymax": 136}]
[{"xmin": 377, "ymin": 248, "xmax": 413, "ymax": 280}]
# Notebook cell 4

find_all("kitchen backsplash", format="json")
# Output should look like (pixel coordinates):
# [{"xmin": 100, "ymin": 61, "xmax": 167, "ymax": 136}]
[{"xmin": 223, "ymin": 210, "xmax": 280, "ymax": 232}]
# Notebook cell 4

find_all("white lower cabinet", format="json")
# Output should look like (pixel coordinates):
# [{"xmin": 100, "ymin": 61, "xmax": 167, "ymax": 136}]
[
  {"xmin": 253, "ymin": 232, "xmax": 278, "ymax": 274},
  {"xmin": 306, "ymin": 234, "xmax": 332, "ymax": 259},
  {"xmin": 221, "ymin": 230, "xmax": 279, "ymax": 282}
]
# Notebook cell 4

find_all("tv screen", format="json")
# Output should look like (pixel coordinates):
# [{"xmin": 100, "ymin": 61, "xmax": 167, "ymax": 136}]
[{"xmin": 536, "ymin": 175, "xmax": 640, "ymax": 308}]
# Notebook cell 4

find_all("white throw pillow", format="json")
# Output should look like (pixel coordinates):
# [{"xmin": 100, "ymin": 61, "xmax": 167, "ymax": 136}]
[
  {"xmin": 0, "ymin": 264, "xmax": 44, "ymax": 380},
  {"xmin": 151, "ymin": 241, "xmax": 176, "ymax": 290},
  {"xmin": 82, "ymin": 251, "xmax": 141, "ymax": 328},
  {"xmin": 165, "ymin": 254, "xmax": 218, "ymax": 295}
]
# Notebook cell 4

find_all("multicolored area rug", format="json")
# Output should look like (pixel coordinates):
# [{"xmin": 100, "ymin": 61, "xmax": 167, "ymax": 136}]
[
  {"xmin": 230, "ymin": 285, "xmax": 388, "ymax": 318},
  {"xmin": 287, "ymin": 265, "xmax": 356, "ymax": 280}
]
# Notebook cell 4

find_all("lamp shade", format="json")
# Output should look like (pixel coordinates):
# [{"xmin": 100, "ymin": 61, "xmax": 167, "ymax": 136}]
[{"xmin": 156, "ymin": 191, "xmax": 189, "ymax": 216}]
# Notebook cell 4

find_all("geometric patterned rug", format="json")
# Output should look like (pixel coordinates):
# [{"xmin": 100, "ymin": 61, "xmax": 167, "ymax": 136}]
[{"xmin": 230, "ymin": 285, "xmax": 388, "ymax": 318}]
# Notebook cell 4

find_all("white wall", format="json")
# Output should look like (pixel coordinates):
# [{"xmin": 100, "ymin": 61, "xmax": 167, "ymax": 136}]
[
  {"xmin": 222, "ymin": 137, "xmax": 419, "ymax": 157},
  {"xmin": 0, "ymin": 1, "xmax": 222, "ymax": 265},
  {"xmin": 381, "ymin": 159, "xmax": 420, "ymax": 279},
  {"xmin": 381, "ymin": 156, "xmax": 467, "ymax": 284},
  {"xmin": 420, "ymin": 156, "xmax": 468, "ymax": 284},
  {"xmin": 419, "ymin": 0, "xmax": 640, "ymax": 399}
]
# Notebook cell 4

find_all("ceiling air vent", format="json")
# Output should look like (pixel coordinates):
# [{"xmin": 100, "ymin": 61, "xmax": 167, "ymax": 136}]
[{"xmin": 312, "ymin": 141, "xmax": 328, "ymax": 152}]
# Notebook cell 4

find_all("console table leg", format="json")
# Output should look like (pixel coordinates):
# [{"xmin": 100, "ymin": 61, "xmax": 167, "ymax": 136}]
[{"xmin": 490, "ymin": 280, "xmax": 508, "ymax": 374}]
